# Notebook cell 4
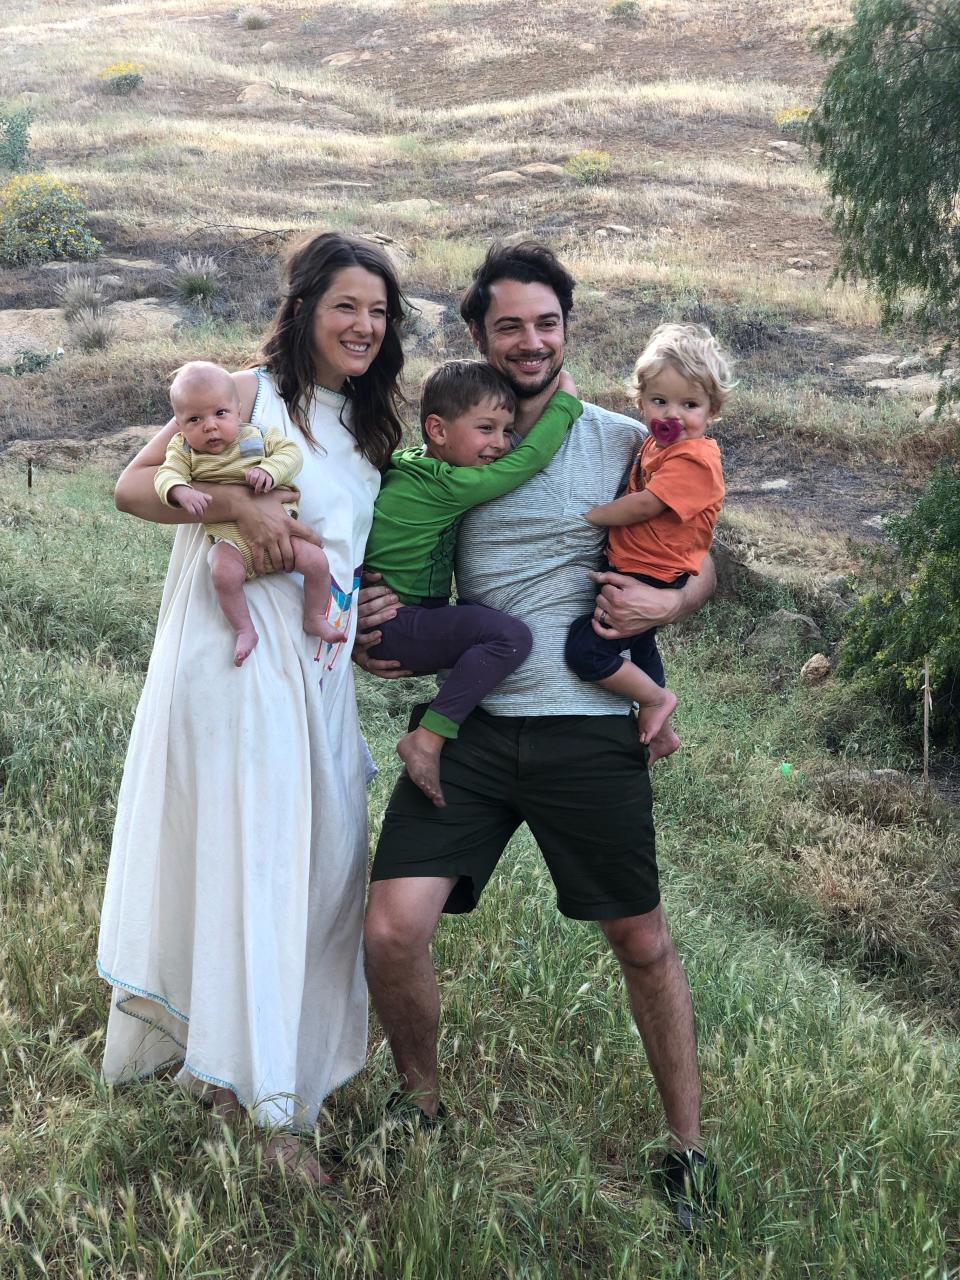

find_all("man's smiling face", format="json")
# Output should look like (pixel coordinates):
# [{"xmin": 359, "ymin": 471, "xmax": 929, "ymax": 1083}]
[{"xmin": 473, "ymin": 278, "xmax": 566, "ymax": 400}]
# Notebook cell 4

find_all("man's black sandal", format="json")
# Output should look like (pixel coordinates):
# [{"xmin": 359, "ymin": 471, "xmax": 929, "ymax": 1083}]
[
  {"xmin": 650, "ymin": 1148, "xmax": 717, "ymax": 1230},
  {"xmin": 384, "ymin": 1089, "xmax": 447, "ymax": 1133}
]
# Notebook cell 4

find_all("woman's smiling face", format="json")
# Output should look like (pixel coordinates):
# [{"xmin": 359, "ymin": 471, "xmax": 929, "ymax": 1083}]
[{"xmin": 309, "ymin": 265, "xmax": 389, "ymax": 391}]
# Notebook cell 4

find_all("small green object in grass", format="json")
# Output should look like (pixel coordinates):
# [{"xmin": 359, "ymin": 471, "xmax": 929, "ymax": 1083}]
[{"xmin": 779, "ymin": 761, "xmax": 794, "ymax": 777}]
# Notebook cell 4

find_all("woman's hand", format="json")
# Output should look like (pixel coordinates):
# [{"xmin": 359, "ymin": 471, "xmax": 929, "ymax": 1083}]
[{"xmin": 233, "ymin": 488, "xmax": 324, "ymax": 575}]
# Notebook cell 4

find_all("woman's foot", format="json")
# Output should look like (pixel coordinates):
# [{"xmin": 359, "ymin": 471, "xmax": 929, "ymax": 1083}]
[
  {"xmin": 261, "ymin": 1133, "xmax": 331, "ymax": 1186},
  {"xmin": 637, "ymin": 688, "xmax": 678, "ymax": 746},
  {"xmin": 234, "ymin": 627, "xmax": 259, "ymax": 666},
  {"xmin": 397, "ymin": 726, "xmax": 445, "ymax": 807},
  {"xmin": 208, "ymin": 1085, "xmax": 243, "ymax": 1121}
]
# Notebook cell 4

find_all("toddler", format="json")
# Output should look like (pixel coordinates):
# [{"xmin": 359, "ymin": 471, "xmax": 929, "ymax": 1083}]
[
  {"xmin": 154, "ymin": 361, "xmax": 344, "ymax": 666},
  {"xmin": 364, "ymin": 359, "xmax": 582, "ymax": 806},
  {"xmin": 565, "ymin": 324, "xmax": 730, "ymax": 753}
]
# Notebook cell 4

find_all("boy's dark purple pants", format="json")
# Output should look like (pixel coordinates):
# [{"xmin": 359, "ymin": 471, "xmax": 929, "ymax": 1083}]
[{"xmin": 365, "ymin": 598, "xmax": 532, "ymax": 739}]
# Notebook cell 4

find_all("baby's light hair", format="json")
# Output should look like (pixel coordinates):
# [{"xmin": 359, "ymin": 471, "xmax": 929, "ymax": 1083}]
[
  {"xmin": 631, "ymin": 323, "xmax": 735, "ymax": 415},
  {"xmin": 169, "ymin": 360, "xmax": 239, "ymax": 413}
]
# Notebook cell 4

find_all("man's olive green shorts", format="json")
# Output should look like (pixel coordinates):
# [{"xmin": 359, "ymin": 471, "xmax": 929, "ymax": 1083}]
[{"xmin": 371, "ymin": 706, "xmax": 660, "ymax": 921}]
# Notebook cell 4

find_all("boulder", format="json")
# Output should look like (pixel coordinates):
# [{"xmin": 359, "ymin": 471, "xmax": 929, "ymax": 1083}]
[
  {"xmin": 744, "ymin": 609, "xmax": 823, "ymax": 657},
  {"xmin": 786, "ymin": 257, "xmax": 813, "ymax": 269},
  {"xmin": 767, "ymin": 140, "xmax": 807, "ymax": 161},
  {"xmin": 476, "ymin": 170, "xmax": 527, "ymax": 188},
  {"xmin": 866, "ymin": 372, "xmax": 944, "ymax": 398},
  {"xmin": 917, "ymin": 403, "xmax": 960, "ymax": 426},
  {"xmin": 402, "ymin": 296, "xmax": 446, "ymax": 339},
  {"xmin": 599, "ymin": 223, "xmax": 634, "ymax": 236},
  {"xmin": 516, "ymin": 162, "xmax": 568, "ymax": 181},
  {"xmin": 373, "ymin": 197, "xmax": 438, "ymax": 216},
  {"xmin": 237, "ymin": 83, "xmax": 276, "ymax": 104},
  {"xmin": 800, "ymin": 653, "xmax": 831, "ymax": 684}
]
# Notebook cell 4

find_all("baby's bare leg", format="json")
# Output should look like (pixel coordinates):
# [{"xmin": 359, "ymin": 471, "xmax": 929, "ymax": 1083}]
[
  {"xmin": 292, "ymin": 541, "xmax": 344, "ymax": 645},
  {"xmin": 209, "ymin": 542, "xmax": 259, "ymax": 666},
  {"xmin": 599, "ymin": 661, "xmax": 678, "ymax": 746}
]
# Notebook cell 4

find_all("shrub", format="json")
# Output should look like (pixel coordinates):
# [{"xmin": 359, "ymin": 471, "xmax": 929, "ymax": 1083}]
[
  {"xmin": 172, "ymin": 252, "xmax": 222, "ymax": 305},
  {"xmin": 3, "ymin": 348, "xmax": 59, "ymax": 377},
  {"xmin": 0, "ymin": 175, "xmax": 101, "ymax": 266},
  {"xmin": 608, "ymin": 0, "xmax": 641, "ymax": 18},
  {"xmin": 774, "ymin": 106, "xmax": 811, "ymax": 137},
  {"xmin": 237, "ymin": 6, "xmax": 271, "ymax": 28},
  {"xmin": 0, "ymin": 109, "xmax": 32, "ymax": 171},
  {"xmin": 838, "ymin": 460, "xmax": 960, "ymax": 748},
  {"xmin": 564, "ymin": 149, "xmax": 613, "ymax": 186},
  {"xmin": 54, "ymin": 271, "xmax": 104, "ymax": 321},
  {"xmin": 71, "ymin": 307, "xmax": 116, "ymax": 352},
  {"xmin": 97, "ymin": 61, "xmax": 144, "ymax": 96}
]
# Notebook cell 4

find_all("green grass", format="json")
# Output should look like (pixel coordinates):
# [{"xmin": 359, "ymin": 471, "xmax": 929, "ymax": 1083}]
[{"xmin": 1, "ymin": 469, "xmax": 958, "ymax": 1278}]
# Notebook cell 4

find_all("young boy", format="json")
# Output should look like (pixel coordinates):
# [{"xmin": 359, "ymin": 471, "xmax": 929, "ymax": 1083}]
[
  {"xmin": 565, "ymin": 323, "xmax": 730, "ymax": 755},
  {"xmin": 364, "ymin": 360, "xmax": 582, "ymax": 806},
  {"xmin": 154, "ymin": 361, "xmax": 343, "ymax": 666}
]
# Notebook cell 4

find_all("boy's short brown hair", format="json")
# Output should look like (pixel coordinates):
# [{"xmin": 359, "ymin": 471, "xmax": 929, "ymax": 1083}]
[{"xmin": 420, "ymin": 360, "xmax": 517, "ymax": 435}]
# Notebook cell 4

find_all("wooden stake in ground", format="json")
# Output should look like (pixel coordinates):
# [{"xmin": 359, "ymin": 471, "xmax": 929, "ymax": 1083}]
[
  {"xmin": 923, "ymin": 658, "xmax": 931, "ymax": 787},
  {"xmin": 27, "ymin": 457, "xmax": 33, "ymax": 489}
]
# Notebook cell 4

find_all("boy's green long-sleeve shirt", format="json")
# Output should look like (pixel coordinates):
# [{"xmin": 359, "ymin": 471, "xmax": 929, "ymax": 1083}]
[{"xmin": 365, "ymin": 388, "xmax": 582, "ymax": 603}]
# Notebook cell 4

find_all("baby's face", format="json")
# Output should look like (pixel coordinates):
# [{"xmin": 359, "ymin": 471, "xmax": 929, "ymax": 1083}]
[
  {"xmin": 174, "ymin": 384, "xmax": 242, "ymax": 454},
  {"xmin": 638, "ymin": 365, "xmax": 714, "ymax": 448}
]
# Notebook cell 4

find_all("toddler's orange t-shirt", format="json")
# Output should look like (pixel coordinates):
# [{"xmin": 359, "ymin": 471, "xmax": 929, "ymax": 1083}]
[{"xmin": 607, "ymin": 435, "xmax": 724, "ymax": 581}]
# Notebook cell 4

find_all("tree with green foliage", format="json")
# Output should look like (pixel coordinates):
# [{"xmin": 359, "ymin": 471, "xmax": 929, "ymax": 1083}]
[
  {"xmin": 840, "ymin": 464, "xmax": 960, "ymax": 747},
  {"xmin": 811, "ymin": 0, "xmax": 960, "ymax": 372}
]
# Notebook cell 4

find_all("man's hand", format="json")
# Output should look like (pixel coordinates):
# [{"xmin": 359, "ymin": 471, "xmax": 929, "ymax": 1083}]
[
  {"xmin": 246, "ymin": 467, "xmax": 275, "ymax": 494},
  {"xmin": 351, "ymin": 571, "xmax": 413, "ymax": 677},
  {"xmin": 234, "ymin": 488, "xmax": 323, "ymax": 575},
  {"xmin": 170, "ymin": 484, "xmax": 212, "ymax": 517},
  {"xmin": 590, "ymin": 555, "xmax": 716, "ymax": 639}
]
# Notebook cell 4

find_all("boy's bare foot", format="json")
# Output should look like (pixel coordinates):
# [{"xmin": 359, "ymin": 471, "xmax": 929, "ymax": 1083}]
[
  {"xmin": 397, "ymin": 727, "xmax": 445, "ymax": 807},
  {"xmin": 637, "ymin": 688, "xmax": 678, "ymax": 746},
  {"xmin": 646, "ymin": 723, "xmax": 682, "ymax": 764},
  {"xmin": 261, "ymin": 1133, "xmax": 331, "ymax": 1186},
  {"xmin": 305, "ymin": 613, "xmax": 346, "ymax": 645},
  {"xmin": 234, "ymin": 627, "xmax": 259, "ymax": 666}
]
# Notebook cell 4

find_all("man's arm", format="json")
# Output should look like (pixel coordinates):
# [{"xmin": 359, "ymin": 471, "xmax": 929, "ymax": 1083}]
[
  {"xmin": 584, "ymin": 488, "xmax": 667, "ymax": 528},
  {"xmin": 591, "ymin": 553, "xmax": 716, "ymax": 638}
]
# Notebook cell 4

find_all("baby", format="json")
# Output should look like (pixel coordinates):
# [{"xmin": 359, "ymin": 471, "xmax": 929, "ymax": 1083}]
[
  {"xmin": 364, "ymin": 359, "xmax": 582, "ymax": 805},
  {"xmin": 565, "ymin": 323, "xmax": 730, "ymax": 755},
  {"xmin": 154, "ymin": 361, "xmax": 343, "ymax": 666}
]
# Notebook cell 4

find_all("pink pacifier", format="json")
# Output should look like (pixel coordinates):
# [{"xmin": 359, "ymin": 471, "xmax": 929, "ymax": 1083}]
[{"xmin": 649, "ymin": 417, "xmax": 684, "ymax": 446}]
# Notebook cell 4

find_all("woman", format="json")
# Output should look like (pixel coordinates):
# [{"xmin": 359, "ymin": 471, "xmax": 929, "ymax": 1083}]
[{"xmin": 97, "ymin": 232, "xmax": 406, "ymax": 1179}]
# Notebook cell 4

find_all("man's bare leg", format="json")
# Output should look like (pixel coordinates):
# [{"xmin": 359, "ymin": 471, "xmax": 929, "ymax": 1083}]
[
  {"xmin": 599, "ymin": 905, "xmax": 703, "ymax": 1152},
  {"xmin": 209, "ymin": 542, "xmax": 258, "ymax": 666},
  {"xmin": 364, "ymin": 876, "xmax": 457, "ymax": 1117}
]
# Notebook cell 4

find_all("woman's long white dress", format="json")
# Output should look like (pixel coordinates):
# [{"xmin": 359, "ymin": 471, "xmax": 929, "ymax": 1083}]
[{"xmin": 98, "ymin": 373, "xmax": 379, "ymax": 1130}]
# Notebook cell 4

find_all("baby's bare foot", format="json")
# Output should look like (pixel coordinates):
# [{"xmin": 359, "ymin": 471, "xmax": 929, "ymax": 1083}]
[
  {"xmin": 234, "ymin": 628, "xmax": 259, "ymax": 666},
  {"xmin": 397, "ymin": 729, "xmax": 445, "ymax": 807},
  {"xmin": 305, "ymin": 614, "xmax": 345, "ymax": 645},
  {"xmin": 261, "ymin": 1133, "xmax": 330, "ymax": 1186},
  {"xmin": 646, "ymin": 723, "xmax": 682, "ymax": 765},
  {"xmin": 637, "ymin": 688, "xmax": 678, "ymax": 746}
]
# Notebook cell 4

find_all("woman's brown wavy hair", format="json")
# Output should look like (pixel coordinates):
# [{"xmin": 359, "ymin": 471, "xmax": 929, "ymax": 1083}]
[{"xmin": 257, "ymin": 232, "xmax": 407, "ymax": 470}]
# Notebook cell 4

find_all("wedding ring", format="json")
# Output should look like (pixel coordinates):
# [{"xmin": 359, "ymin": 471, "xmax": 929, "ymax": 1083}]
[{"xmin": 599, "ymin": 609, "xmax": 607, "ymax": 625}]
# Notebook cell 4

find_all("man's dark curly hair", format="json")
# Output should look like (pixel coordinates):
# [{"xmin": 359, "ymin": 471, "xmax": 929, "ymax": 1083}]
[{"xmin": 459, "ymin": 241, "xmax": 576, "ymax": 336}]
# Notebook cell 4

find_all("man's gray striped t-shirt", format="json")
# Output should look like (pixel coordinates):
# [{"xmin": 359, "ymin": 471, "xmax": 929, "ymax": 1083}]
[{"xmin": 454, "ymin": 401, "xmax": 646, "ymax": 716}]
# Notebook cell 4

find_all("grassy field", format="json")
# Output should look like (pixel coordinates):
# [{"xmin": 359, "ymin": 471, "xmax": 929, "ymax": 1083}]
[
  {"xmin": 2, "ymin": 0, "xmax": 960, "ymax": 1274},
  {"xmin": 2, "ymin": 470, "xmax": 958, "ymax": 1278}
]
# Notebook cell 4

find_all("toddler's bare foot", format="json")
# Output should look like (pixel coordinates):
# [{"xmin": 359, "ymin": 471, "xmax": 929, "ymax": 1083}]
[
  {"xmin": 637, "ymin": 688, "xmax": 678, "ymax": 746},
  {"xmin": 234, "ymin": 628, "xmax": 259, "ymax": 666},
  {"xmin": 646, "ymin": 723, "xmax": 682, "ymax": 765},
  {"xmin": 397, "ymin": 727, "xmax": 445, "ymax": 807},
  {"xmin": 261, "ymin": 1133, "xmax": 330, "ymax": 1186},
  {"xmin": 305, "ymin": 613, "xmax": 346, "ymax": 646}
]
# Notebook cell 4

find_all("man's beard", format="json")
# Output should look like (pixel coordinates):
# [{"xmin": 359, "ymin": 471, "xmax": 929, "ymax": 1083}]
[{"xmin": 497, "ymin": 354, "xmax": 564, "ymax": 400}]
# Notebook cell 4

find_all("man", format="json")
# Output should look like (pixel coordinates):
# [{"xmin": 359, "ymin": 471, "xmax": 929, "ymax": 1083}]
[{"xmin": 356, "ymin": 243, "xmax": 717, "ymax": 1226}]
